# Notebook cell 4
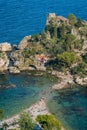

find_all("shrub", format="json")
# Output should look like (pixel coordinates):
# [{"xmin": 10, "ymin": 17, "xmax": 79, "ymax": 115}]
[
  {"xmin": 57, "ymin": 52, "xmax": 76, "ymax": 68},
  {"xmin": 19, "ymin": 112, "xmax": 35, "ymax": 130},
  {"xmin": 36, "ymin": 114, "xmax": 62, "ymax": 130}
]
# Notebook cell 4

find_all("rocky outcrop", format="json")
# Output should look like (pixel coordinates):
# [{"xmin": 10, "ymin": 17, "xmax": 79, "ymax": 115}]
[
  {"xmin": 75, "ymin": 76, "xmax": 87, "ymax": 86},
  {"xmin": 0, "ymin": 52, "xmax": 9, "ymax": 72},
  {"xmin": 10, "ymin": 50, "xmax": 47, "ymax": 72},
  {"xmin": 18, "ymin": 35, "xmax": 31, "ymax": 49},
  {"xmin": 8, "ymin": 66, "xmax": 20, "ymax": 74},
  {"xmin": 46, "ymin": 13, "xmax": 68, "ymax": 26},
  {"xmin": 0, "ymin": 42, "xmax": 12, "ymax": 52},
  {"xmin": 10, "ymin": 50, "xmax": 34, "ymax": 71}
]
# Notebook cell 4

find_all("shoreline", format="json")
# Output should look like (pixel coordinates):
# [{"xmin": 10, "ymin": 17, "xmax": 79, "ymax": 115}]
[
  {"xmin": 0, "ymin": 75, "xmax": 69, "ymax": 130},
  {"xmin": 52, "ymin": 72, "xmax": 74, "ymax": 90},
  {"xmin": 0, "ymin": 98, "xmax": 49, "ymax": 128},
  {"xmin": 1, "ymin": 97, "xmax": 65, "ymax": 130},
  {"xmin": 0, "ymin": 72, "xmax": 80, "ymax": 130},
  {"xmin": 0, "ymin": 72, "xmax": 74, "ymax": 124}
]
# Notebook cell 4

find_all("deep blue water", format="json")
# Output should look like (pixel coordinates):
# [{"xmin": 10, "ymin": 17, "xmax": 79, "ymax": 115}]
[{"xmin": 0, "ymin": 0, "xmax": 87, "ymax": 44}]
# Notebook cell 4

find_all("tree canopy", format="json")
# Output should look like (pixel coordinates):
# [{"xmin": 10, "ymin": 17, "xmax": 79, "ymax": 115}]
[
  {"xmin": 68, "ymin": 14, "xmax": 76, "ymax": 26},
  {"xmin": 57, "ymin": 52, "xmax": 76, "ymax": 68},
  {"xmin": 36, "ymin": 114, "xmax": 62, "ymax": 130},
  {"xmin": 19, "ymin": 112, "xmax": 35, "ymax": 130}
]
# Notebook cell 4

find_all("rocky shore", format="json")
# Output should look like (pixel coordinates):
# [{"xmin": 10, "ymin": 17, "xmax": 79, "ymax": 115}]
[
  {"xmin": 0, "ymin": 98, "xmax": 49, "ymax": 129},
  {"xmin": 0, "ymin": 13, "xmax": 87, "ymax": 87},
  {"xmin": 0, "ymin": 41, "xmax": 87, "ymax": 88},
  {"xmin": 51, "ymin": 71, "xmax": 74, "ymax": 89},
  {"xmin": 0, "ymin": 98, "xmax": 65, "ymax": 130}
]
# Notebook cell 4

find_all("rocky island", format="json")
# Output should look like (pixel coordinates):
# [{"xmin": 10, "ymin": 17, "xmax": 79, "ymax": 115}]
[
  {"xmin": 0, "ymin": 13, "xmax": 87, "ymax": 87},
  {"xmin": 0, "ymin": 13, "xmax": 87, "ymax": 130}
]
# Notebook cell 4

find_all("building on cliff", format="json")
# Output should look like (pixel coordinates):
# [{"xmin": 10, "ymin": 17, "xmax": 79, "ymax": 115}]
[{"xmin": 46, "ymin": 13, "xmax": 69, "ymax": 25}]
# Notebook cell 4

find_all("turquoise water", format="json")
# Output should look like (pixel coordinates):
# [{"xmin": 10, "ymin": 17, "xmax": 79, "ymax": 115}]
[
  {"xmin": 0, "ymin": 72, "xmax": 56, "ymax": 118},
  {"xmin": 0, "ymin": 0, "xmax": 87, "ymax": 44},
  {"xmin": 0, "ymin": 72, "xmax": 87, "ymax": 130},
  {"xmin": 47, "ymin": 86, "xmax": 87, "ymax": 130}
]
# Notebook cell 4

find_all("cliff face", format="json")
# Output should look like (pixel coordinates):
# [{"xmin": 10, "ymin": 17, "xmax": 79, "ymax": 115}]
[
  {"xmin": 18, "ymin": 35, "xmax": 31, "ymax": 50},
  {"xmin": 0, "ymin": 52, "xmax": 9, "ymax": 72},
  {"xmin": 10, "ymin": 50, "xmax": 46, "ymax": 72},
  {"xmin": 0, "ymin": 42, "xmax": 12, "ymax": 52}
]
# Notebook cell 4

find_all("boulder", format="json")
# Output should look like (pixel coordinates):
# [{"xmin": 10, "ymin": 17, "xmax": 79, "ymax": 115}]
[
  {"xmin": 75, "ymin": 76, "xmax": 87, "ymax": 86},
  {"xmin": 18, "ymin": 35, "xmax": 31, "ymax": 49},
  {"xmin": 9, "ymin": 66, "xmax": 20, "ymax": 74},
  {"xmin": 0, "ymin": 42, "xmax": 12, "ymax": 51}
]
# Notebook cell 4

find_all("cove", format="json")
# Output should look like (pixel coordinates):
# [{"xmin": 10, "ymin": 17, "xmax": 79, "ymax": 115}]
[
  {"xmin": 47, "ymin": 85, "xmax": 87, "ymax": 130},
  {"xmin": 0, "ymin": 71, "xmax": 57, "ymax": 119}
]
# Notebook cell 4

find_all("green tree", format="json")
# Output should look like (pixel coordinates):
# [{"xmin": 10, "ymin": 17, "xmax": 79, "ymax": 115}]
[
  {"xmin": 19, "ymin": 112, "xmax": 35, "ymax": 130},
  {"xmin": 57, "ymin": 52, "xmax": 76, "ymax": 68},
  {"xmin": 68, "ymin": 14, "xmax": 76, "ymax": 26},
  {"xmin": 70, "ymin": 62, "xmax": 87, "ymax": 75},
  {"xmin": 2, "ymin": 122, "xmax": 9, "ymax": 130},
  {"xmin": 75, "ymin": 18, "xmax": 84, "ymax": 28},
  {"xmin": 54, "ymin": 25, "xmax": 58, "ymax": 38},
  {"xmin": 79, "ymin": 27, "xmax": 87, "ymax": 37},
  {"xmin": 63, "ymin": 34, "xmax": 76, "ymax": 51},
  {"xmin": 58, "ymin": 24, "xmax": 66, "ymax": 38},
  {"xmin": 32, "ymin": 34, "xmax": 40, "ymax": 42},
  {"xmin": 36, "ymin": 114, "xmax": 62, "ymax": 130}
]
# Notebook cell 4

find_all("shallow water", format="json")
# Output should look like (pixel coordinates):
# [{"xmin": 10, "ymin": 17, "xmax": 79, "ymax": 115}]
[
  {"xmin": 0, "ymin": 72, "xmax": 87, "ymax": 130},
  {"xmin": 0, "ymin": 71, "xmax": 56, "ymax": 118},
  {"xmin": 47, "ymin": 86, "xmax": 87, "ymax": 130},
  {"xmin": 0, "ymin": 0, "xmax": 87, "ymax": 44}
]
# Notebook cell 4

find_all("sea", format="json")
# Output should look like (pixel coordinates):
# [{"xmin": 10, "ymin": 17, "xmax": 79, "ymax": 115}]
[
  {"xmin": 0, "ymin": 0, "xmax": 87, "ymax": 44},
  {"xmin": 0, "ymin": 0, "xmax": 87, "ymax": 130}
]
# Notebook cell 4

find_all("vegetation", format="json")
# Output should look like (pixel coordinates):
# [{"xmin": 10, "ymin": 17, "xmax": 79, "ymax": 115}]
[
  {"xmin": 12, "ymin": 13, "xmax": 87, "ymax": 76},
  {"xmin": 68, "ymin": 14, "xmax": 76, "ymax": 26},
  {"xmin": 70, "ymin": 62, "xmax": 87, "ymax": 75},
  {"xmin": 57, "ymin": 52, "xmax": 76, "ymax": 68},
  {"xmin": 1, "ymin": 13, "xmax": 87, "ymax": 130},
  {"xmin": 36, "ymin": 114, "xmax": 62, "ymax": 130},
  {"xmin": 19, "ymin": 112, "xmax": 35, "ymax": 130},
  {"xmin": 82, "ymin": 53, "xmax": 87, "ymax": 63},
  {"xmin": 0, "ymin": 109, "xmax": 4, "ymax": 120},
  {"xmin": 75, "ymin": 18, "xmax": 84, "ymax": 28}
]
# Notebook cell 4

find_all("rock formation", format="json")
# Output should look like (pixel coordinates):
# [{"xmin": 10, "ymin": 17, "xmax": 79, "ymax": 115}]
[
  {"xmin": 18, "ymin": 35, "xmax": 31, "ymax": 49},
  {"xmin": 0, "ymin": 52, "xmax": 9, "ymax": 72},
  {"xmin": 0, "ymin": 42, "xmax": 12, "ymax": 52},
  {"xmin": 8, "ymin": 66, "xmax": 20, "ymax": 74},
  {"xmin": 75, "ymin": 76, "xmax": 87, "ymax": 86}
]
